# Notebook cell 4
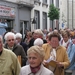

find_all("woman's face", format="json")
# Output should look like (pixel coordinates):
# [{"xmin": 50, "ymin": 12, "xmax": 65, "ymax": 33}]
[
  {"xmin": 33, "ymin": 33, "xmax": 39, "ymax": 39},
  {"xmin": 28, "ymin": 52, "xmax": 42, "ymax": 68},
  {"xmin": 50, "ymin": 37, "xmax": 59, "ymax": 48},
  {"xmin": 63, "ymin": 35, "xmax": 69, "ymax": 42}
]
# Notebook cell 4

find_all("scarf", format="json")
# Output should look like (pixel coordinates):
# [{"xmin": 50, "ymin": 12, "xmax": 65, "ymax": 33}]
[
  {"xmin": 61, "ymin": 39, "xmax": 70, "ymax": 49},
  {"xmin": 30, "ymin": 64, "xmax": 41, "ymax": 74},
  {"xmin": 47, "ymin": 48, "xmax": 56, "ymax": 72}
]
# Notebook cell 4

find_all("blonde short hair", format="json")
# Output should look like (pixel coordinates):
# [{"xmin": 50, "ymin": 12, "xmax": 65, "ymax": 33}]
[
  {"xmin": 27, "ymin": 46, "xmax": 45, "ymax": 60},
  {"xmin": 34, "ymin": 29, "xmax": 43, "ymax": 36}
]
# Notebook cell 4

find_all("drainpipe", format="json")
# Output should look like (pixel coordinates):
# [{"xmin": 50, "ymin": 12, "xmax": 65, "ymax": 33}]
[
  {"xmin": 72, "ymin": 0, "xmax": 73, "ymax": 29},
  {"xmin": 67, "ymin": 0, "xmax": 69, "ymax": 28}
]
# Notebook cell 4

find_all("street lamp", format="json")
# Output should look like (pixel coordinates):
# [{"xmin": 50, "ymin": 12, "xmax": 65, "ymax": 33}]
[
  {"xmin": 32, "ymin": 17, "xmax": 36, "ymax": 24},
  {"xmin": 31, "ymin": 17, "xmax": 36, "ymax": 31}
]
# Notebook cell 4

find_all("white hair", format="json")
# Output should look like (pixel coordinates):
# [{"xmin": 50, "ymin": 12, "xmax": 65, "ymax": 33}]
[
  {"xmin": 15, "ymin": 33, "xmax": 22, "ymax": 39},
  {"xmin": 4, "ymin": 32, "xmax": 16, "ymax": 40},
  {"xmin": 34, "ymin": 38, "xmax": 43, "ymax": 46}
]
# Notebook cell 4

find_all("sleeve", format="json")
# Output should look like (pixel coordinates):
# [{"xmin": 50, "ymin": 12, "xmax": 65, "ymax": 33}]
[
  {"xmin": 19, "ymin": 68, "xmax": 22, "ymax": 75},
  {"xmin": 61, "ymin": 50, "xmax": 70, "ymax": 69},
  {"xmin": 15, "ymin": 58, "xmax": 21, "ymax": 75},
  {"xmin": 20, "ymin": 46, "xmax": 27, "ymax": 66},
  {"xmin": 68, "ymin": 44, "xmax": 75, "ymax": 63},
  {"xmin": 11, "ymin": 52, "xmax": 21, "ymax": 75},
  {"xmin": 50, "ymin": 72, "xmax": 54, "ymax": 75}
]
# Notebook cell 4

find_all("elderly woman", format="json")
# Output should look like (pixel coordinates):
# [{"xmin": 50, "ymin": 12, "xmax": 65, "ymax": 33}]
[
  {"xmin": 15, "ymin": 33, "xmax": 28, "ymax": 55},
  {"xmin": 42, "ymin": 32, "xmax": 70, "ymax": 75},
  {"xmin": 29, "ymin": 29, "xmax": 47, "ymax": 47},
  {"xmin": 19, "ymin": 46, "xmax": 54, "ymax": 75}
]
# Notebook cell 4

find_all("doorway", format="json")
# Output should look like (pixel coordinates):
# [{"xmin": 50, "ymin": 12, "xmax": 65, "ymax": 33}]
[
  {"xmin": 0, "ymin": 19, "xmax": 13, "ymax": 35},
  {"xmin": 20, "ymin": 21, "xmax": 29, "ymax": 39},
  {"xmin": 6, "ymin": 19, "xmax": 13, "ymax": 31}
]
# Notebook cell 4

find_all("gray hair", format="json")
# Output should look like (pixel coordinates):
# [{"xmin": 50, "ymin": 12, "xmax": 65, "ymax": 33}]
[
  {"xmin": 27, "ymin": 46, "xmax": 45, "ymax": 61},
  {"xmin": 15, "ymin": 33, "xmax": 22, "ymax": 39},
  {"xmin": 4, "ymin": 32, "xmax": 16, "ymax": 41},
  {"xmin": 34, "ymin": 38, "xmax": 43, "ymax": 46}
]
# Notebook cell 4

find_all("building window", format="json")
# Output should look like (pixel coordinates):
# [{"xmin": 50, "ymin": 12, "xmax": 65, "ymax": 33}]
[
  {"xmin": 34, "ymin": 0, "xmax": 41, "ymax": 5},
  {"xmin": 34, "ymin": 10, "xmax": 40, "ymax": 29},
  {"xmin": 50, "ymin": 0, "xmax": 54, "ymax": 4},
  {"xmin": 43, "ymin": 12, "xmax": 47, "ymax": 29},
  {"xmin": 56, "ymin": 0, "xmax": 59, "ymax": 8},
  {"xmin": 43, "ymin": 0, "xmax": 47, "ymax": 4}
]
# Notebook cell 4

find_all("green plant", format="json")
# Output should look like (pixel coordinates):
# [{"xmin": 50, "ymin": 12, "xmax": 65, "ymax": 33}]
[{"xmin": 48, "ymin": 4, "xmax": 59, "ymax": 29}]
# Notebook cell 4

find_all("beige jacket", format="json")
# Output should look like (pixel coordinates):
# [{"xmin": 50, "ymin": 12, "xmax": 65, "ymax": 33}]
[{"xmin": 0, "ymin": 48, "xmax": 21, "ymax": 75}]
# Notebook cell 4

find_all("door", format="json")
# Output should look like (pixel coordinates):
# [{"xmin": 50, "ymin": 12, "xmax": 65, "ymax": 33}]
[{"xmin": 20, "ymin": 21, "xmax": 29, "ymax": 39}]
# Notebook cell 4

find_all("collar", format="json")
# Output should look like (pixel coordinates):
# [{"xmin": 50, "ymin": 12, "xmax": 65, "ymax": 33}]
[
  {"xmin": 8, "ymin": 46, "xmax": 13, "ymax": 50},
  {"xmin": 27, "ymin": 64, "xmax": 43, "ymax": 75},
  {"xmin": 30, "ymin": 63, "xmax": 41, "ymax": 74},
  {"xmin": 51, "ymin": 45, "xmax": 61, "ymax": 51}
]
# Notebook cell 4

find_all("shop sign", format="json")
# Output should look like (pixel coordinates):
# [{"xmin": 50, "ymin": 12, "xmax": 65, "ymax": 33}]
[{"xmin": 0, "ymin": 5, "xmax": 15, "ymax": 17}]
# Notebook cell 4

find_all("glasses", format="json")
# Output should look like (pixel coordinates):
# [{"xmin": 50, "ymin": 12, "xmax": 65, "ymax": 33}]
[
  {"xmin": 8, "ymin": 39, "xmax": 14, "ymax": 42},
  {"xmin": 51, "ymin": 40, "xmax": 58, "ymax": 43}
]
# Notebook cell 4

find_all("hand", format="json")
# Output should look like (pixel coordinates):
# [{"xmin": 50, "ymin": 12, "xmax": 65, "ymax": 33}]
[
  {"xmin": 56, "ymin": 61, "xmax": 64, "ymax": 68},
  {"xmin": 42, "ymin": 60, "xmax": 48, "ymax": 65}
]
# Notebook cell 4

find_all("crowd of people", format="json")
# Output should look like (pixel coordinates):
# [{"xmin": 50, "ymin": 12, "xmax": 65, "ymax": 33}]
[{"xmin": 0, "ymin": 28, "xmax": 75, "ymax": 75}]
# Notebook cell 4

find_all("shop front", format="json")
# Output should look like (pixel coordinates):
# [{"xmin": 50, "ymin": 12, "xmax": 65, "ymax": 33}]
[
  {"xmin": 0, "ymin": 0, "xmax": 34, "ymax": 36},
  {"xmin": 0, "ymin": 4, "xmax": 15, "ymax": 35}
]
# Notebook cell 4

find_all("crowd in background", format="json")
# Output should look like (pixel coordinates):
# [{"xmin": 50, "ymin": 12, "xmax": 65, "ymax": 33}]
[{"xmin": 0, "ymin": 27, "xmax": 75, "ymax": 75}]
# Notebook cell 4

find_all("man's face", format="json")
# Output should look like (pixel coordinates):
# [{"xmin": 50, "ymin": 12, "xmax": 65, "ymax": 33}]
[
  {"xmin": 0, "ymin": 38, "xmax": 3, "ymax": 52},
  {"xmin": 16, "ymin": 37, "xmax": 21, "ymax": 43},
  {"xmin": 50, "ymin": 37, "xmax": 59, "ymax": 48},
  {"xmin": 7, "ymin": 36, "xmax": 15, "ymax": 47}
]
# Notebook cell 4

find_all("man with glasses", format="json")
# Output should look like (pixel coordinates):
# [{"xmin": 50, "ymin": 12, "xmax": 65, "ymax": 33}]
[{"xmin": 4, "ymin": 32, "xmax": 27, "ymax": 66}]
